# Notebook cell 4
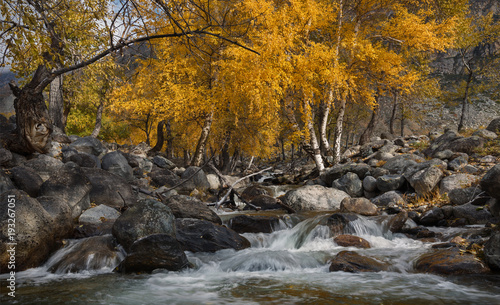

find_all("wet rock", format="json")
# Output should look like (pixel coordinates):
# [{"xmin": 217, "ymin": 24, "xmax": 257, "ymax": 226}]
[
  {"xmin": 329, "ymin": 251, "xmax": 388, "ymax": 273},
  {"xmin": 69, "ymin": 136, "xmax": 107, "ymax": 156},
  {"xmin": 415, "ymin": 247, "xmax": 490, "ymax": 275},
  {"xmin": 248, "ymin": 195, "xmax": 283, "ymax": 211},
  {"xmin": 439, "ymin": 174, "xmax": 476, "ymax": 195},
  {"xmin": 24, "ymin": 154, "xmax": 64, "ymax": 181},
  {"xmin": 241, "ymin": 185, "xmax": 270, "ymax": 201},
  {"xmin": 376, "ymin": 174, "xmax": 405, "ymax": 192},
  {"xmin": 228, "ymin": 215, "xmax": 280, "ymax": 234},
  {"xmin": 320, "ymin": 163, "xmax": 371, "ymax": 185},
  {"xmin": 418, "ymin": 208, "xmax": 445, "ymax": 226},
  {"xmin": 448, "ymin": 187, "xmax": 483, "ymax": 205},
  {"xmin": 39, "ymin": 162, "xmax": 92, "ymax": 218},
  {"xmin": 480, "ymin": 164, "xmax": 500, "ymax": 200},
  {"xmin": 333, "ymin": 235, "xmax": 371, "ymax": 249},
  {"xmin": 282, "ymin": 185, "xmax": 350, "ymax": 211},
  {"xmin": 388, "ymin": 210, "xmax": 408, "ymax": 233},
  {"xmin": 112, "ymin": 199, "xmax": 176, "ymax": 252},
  {"xmin": 408, "ymin": 166, "xmax": 443, "ymax": 197},
  {"xmin": 371, "ymin": 191, "xmax": 406, "ymax": 207},
  {"xmin": 117, "ymin": 234, "xmax": 189, "ymax": 273},
  {"xmin": 101, "ymin": 151, "xmax": 134, "ymax": 181},
  {"xmin": 164, "ymin": 195, "xmax": 221, "ymax": 224},
  {"xmin": 82, "ymin": 168, "xmax": 137, "ymax": 209},
  {"xmin": 484, "ymin": 230, "xmax": 500, "ymax": 272},
  {"xmin": 47, "ymin": 235, "xmax": 123, "ymax": 273},
  {"xmin": 79, "ymin": 204, "xmax": 121, "ymax": 224},
  {"xmin": 452, "ymin": 203, "xmax": 493, "ymax": 225},
  {"xmin": 486, "ymin": 117, "xmax": 500, "ymax": 134},
  {"xmin": 180, "ymin": 166, "xmax": 211, "ymax": 192},
  {"xmin": 37, "ymin": 196, "xmax": 73, "ymax": 241},
  {"xmin": 362, "ymin": 176, "xmax": 378, "ymax": 192},
  {"xmin": 340, "ymin": 197, "xmax": 378, "ymax": 216},
  {"xmin": 176, "ymin": 218, "xmax": 250, "ymax": 252},
  {"xmin": 332, "ymin": 172, "xmax": 363, "ymax": 197},
  {"xmin": 9, "ymin": 166, "xmax": 43, "ymax": 197},
  {"xmin": 153, "ymin": 155, "xmax": 176, "ymax": 170},
  {"xmin": 327, "ymin": 213, "xmax": 360, "ymax": 235},
  {"xmin": 0, "ymin": 190, "xmax": 55, "ymax": 271}
]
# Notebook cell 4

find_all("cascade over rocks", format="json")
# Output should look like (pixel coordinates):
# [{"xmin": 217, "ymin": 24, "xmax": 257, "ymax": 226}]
[
  {"xmin": 228, "ymin": 215, "xmax": 281, "ymax": 234},
  {"xmin": 327, "ymin": 213, "xmax": 360, "ymax": 236}
]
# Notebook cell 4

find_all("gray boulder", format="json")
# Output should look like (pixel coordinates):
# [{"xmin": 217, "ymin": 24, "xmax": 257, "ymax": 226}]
[
  {"xmin": 112, "ymin": 199, "xmax": 176, "ymax": 251},
  {"xmin": 408, "ymin": 166, "xmax": 443, "ymax": 197},
  {"xmin": 448, "ymin": 154, "xmax": 468, "ymax": 171},
  {"xmin": 473, "ymin": 129, "xmax": 497, "ymax": 140},
  {"xmin": 382, "ymin": 154, "xmax": 425, "ymax": 174},
  {"xmin": 153, "ymin": 155, "xmax": 176, "ymax": 170},
  {"xmin": 452, "ymin": 203, "xmax": 493, "ymax": 224},
  {"xmin": 320, "ymin": 163, "xmax": 371, "ymax": 185},
  {"xmin": 82, "ymin": 168, "xmax": 137, "ymax": 209},
  {"xmin": 9, "ymin": 166, "xmax": 43, "ymax": 197},
  {"xmin": 484, "ymin": 230, "xmax": 500, "ymax": 272},
  {"xmin": 480, "ymin": 164, "xmax": 500, "ymax": 199},
  {"xmin": 376, "ymin": 174, "xmax": 405, "ymax": 192},
  {"xmin": 418, "ymin": 208, "xmax": 445, "ymax": 226},
  {"xmin": 69, "ymin": 136, "xmax": 106, "ymax": 156},
  {"xmin": 339, "ymin": 197, "xmax": 378, "ymax": 216},
  {"xmin": 332, "ymin": 172, "xmax": 363, "ymax": 197},
  {"xmin": 180, "ymin": 166, "xmax": 211, "ymax": 192},
  {"xmin": 24, "ymin": 154, "xmax": 64, "ymax": 181},
  {"xmin": 486, "ymin": 117, "xmax": 500, "ymax": 134},
  {"xmin": 362, "ymin": 176, "xmax": 378, "ymax": 192},
  {"xmin": 148, "ymin": 167, "xmax": 182, "ymax": 188},
  {"xmin": 371, "ymin": 191, "xmax": 406, "ymax": 207},
  {"xmin": 439, "ymin": 174, "xmax": 476, "ymax": 194},
  {"xmin": 37, "ymin": 196, "xmax": 73, "ymax": 241},
  {"xmin": 282, "ymin": 185, "xmax": 350, "ymax": 211},
  {"xmin": 228, "ymin": 215, "xmax": 281, "ymax": 234},
  {"xmin": 0, "ymin": 171, "xmax": 16, "ymax": 194},
  {"xmin": 0, "ymin": 148, "xmax": 12, "ymax": 166},
  {"xmin": 164, "ymin": 195, "xmax": 221, "ymax": 224},
  {"xmin": 101, "ymin": 151, "xmax": 134, "ymax": 181},
  {"xmin": 448, "ymin": 187, "xmax": 483, "ymax": 205},
  {"xmin": 79, "ymin": 204, "xmax": 121, "ymax": 224}
]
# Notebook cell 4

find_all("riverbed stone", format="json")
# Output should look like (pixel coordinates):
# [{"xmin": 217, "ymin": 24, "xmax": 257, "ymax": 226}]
[
  {"xmin": 371, "ymin": 191, "xmax": 406, "ymax": 207},
  {"xmin": 320, "ymin": 163, "xmax": 371, "ymax": 186},
  {"xmin": 248, "ymin": 195, "xmax": 283, "ymax": 211},
  {"xmin": 439, "ymin": 174, "xmax": 476, "ymax": 194},
  {"xmin": 0, "ymin": 190, "xmax": 55, "ymax": 271},
  {"xmin": 241, "ymin": 185, "xmax": 270, "ymax": 201},
  {"xmin": 340, "ymin": 197, "xmax": 378, "ymax": 216},
  {"xmin": 418, "ymin": 208, "xmax": 445, "ymax": 226},
  {"xmin": 39, "ymin": 162, "xmax": 92, "ymax": 218},
  {"xmin": 176, "ymin": 218, "xmax": 250, "ymax": 252},
  {"xmin": 228, "ymin": 215, "xmax": 280, "ymax": 234},
  {"xmin": 101, "ymin": 151, "xmax": 134, "ymax": 181},
  {"xmin": 408, "ymin": 166, "xmax": 443, "ymax": 197},
  {"xmin": 484, "ymin": 230, "xmax": 500, "ymax": 272},
  {"xmin": 486, "ymin": 117, "xmax": 500, "ymax": 134},
  {"xmin": 327, "ymin": 213, "xmax": 360, "ymax": 236},
  {"xmin": 480, "ymin": 164, "xmax": 500, "ymax": 200},
  {"xmin": 8, "ymin": 166, "xmax": 43, "ymax": 197},
  {"xmin": 164, "ymin": 195, "xmax": 221, "ymax": 224},
  {"xmin": 415, "ymin": 247, "xmax": 490, "ymax": 275},
  {"xmin": 448, "ymin": 187, "xmax": 483, "ymax": 206},
  {"xmin": 117, "ymin": 234, "xmax": 189, "ymax": 273},
  {"xmin": 69, "ymin": 136, "xmax": 107, "ymax": 156},
  {"xmin": 24, "ymin": 154, "xmax": 64, "ymax": 181},
  {"xmin": 452, "ymin": 203, "xmax": 493, "ymax": 225},
  {"xmin": 333, "ymin": 172, "xmax": 363, "ymax": 197},
  {"xmin": 82, "ymin": 167, "xmax": 137, "ymax": 209},
  {"xmin": 112, "ymin": 199, "xmax": 176, "ymax": 252},
  {"xmin": 376, "ymin": 174, "xmax": 405, "ymax": 192},
  {"xmin": 329, "ymin": 251, "xmax": 388, "ymax": 273},
  {"xmin": 79, "ymin": 204, "xmax": 121, "ymax": 224},
  {"xmin": 333, "ymin": 235, "xmax": 371, "ymax": 249},
  {"xmin": 282, "ymin": 185, "xmax": 350, "ymax": 211},
  {"xmin": 362, "ymin": 176, "xmax": 378, "ymax": 192},
  {"xmin": 37, "ymin": 195, "xmax": 73, "ymax": 241},
  {"xmin": 180, "ymin": 166, "xmax": 211, "ymax": 192}
]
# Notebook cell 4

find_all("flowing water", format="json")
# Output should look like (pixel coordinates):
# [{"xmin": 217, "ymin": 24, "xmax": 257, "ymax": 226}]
[{"xmin": 1, "ymin": 213, "xmax": 500, "ymax": 304}]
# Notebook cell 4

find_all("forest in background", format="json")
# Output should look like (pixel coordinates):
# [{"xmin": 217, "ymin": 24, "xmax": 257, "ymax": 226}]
[{"xmin": 0, "ymin": 0, "xmax": 499, "ymax": 172}]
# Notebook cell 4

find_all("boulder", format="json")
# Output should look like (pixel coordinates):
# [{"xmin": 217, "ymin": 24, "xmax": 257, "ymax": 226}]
[
  {"xmin": 489, "ymin": 199, "xmax": 500, "ymax": 218},
  {"xmin": 47, "ymin": 235, "xmax": 124, "ymax": 273},
  {"xmin": 228, "ymin": 215, "xmax": 280, "ymax": 234},
  {"xmin": 448, "ymin": 187, "xmax": 483, "ymax": 205},
  {"xmin": 37, "ymin": 196, "xmax": 73, "ymax": 241},
  {"xmin": 473, "ymin": 129, "xmax": 498, "ymax": 140},
  {"xmin": 176, "ymin": 218, "xmax": 250, "ymax": 252},
  {"xmin": 403, "ymin": 159, "xmax": 447, "ymax": 181},
  {"xmin": 23, "ymin": 154, "xmax": 64, "ymax": 181},
  {"xmin": 382, "ymin": 154, "xmax": 424, "ymax": 174},
  {"xmin": 480, "ymin": 155, "xmax": 497, "ymax": 164},
  {"xmin": 0, "ymin": 171, "xmax": 16, "ymax": 194},
  {"xmin": 340, "ymin": 197, "xmax": 378, "ymax": 216},
  {"xmin": 282, "ymin": 185, "xmax": 350, "ymax": 211},
  {"xmin": 82, "ymin": 168, "xmax": 137, "ymax": 209},
  {"xmin": 329, "ymin": 251, "xmax": 388, "ymax": 273},
  {"xmin": 486, "ymin": 117, "xmax": 500, "ymax": 134},
  {"xmin": 387, "ymin": 210, "xmax": 408, "ymax": 233},
  {"xmin": 415, "ymin": 247, "xmax": 490, "ymax": 275},
  {"xmin": 69, "ymin": 136, "xmax": 106, "ymax": 156},
  {"xmin": 320, "ymin": 163, "xmax": 371, "ymax": 186},
  {"xmin": 148, "ymin": 167, "xmax": 182, "ymax": 188},
  {"xmin": 112, "ymin": 199, "xmax": 176, "ymax": 251},
  {"xmin": 484, "ymin": 230, "xmax": 500, "ymax": 272},
  {"xmin": 408, "ymin": 166, "xmax": 443, "ymax": 197},
  {"xmin": 164, "ymin": 195, "xmax": 221, "ymax": 224},
  {"xmin": 180, "ymin": 166, "xmax": 211, "ymax": 191},
  {"xmin": 116, "ymin": 234, "xmax": 189, "ymax": 273},
  {"xmin": 327, "ymin": 213, "xmax": 360, "ymax": 236},
  {"xmin": 152, "ymin": 155, "xmax": 176, "ymax": 170},
  {"xmin": 333, "ymin": 235, "xmax": 371, "ymax": 249},
  {"xmin": 452, "ymin": 203, "xmax": 493, "ymax": 225},
  {"xmin": 480, "ymin": 164, "xmax": 500, "ymax": 200},
  {"xmin": 79, "ymin": 204, "xmax": 121, "ymax": 224},
  {"xmin": 0, "ymin": 148, "xmax": 13, "ymax": 166},
  {"xmin": 39, "ymin": 162, "xmax": 92, "ymax": 218},
  {"xmin": 0, "ymin": 190, "xmax": 55, "ymax": 271},
  {"xmin": 439, "ymin": 174, "xmax": 476, "ymax": 194},
  {"xmin": 65, "ymin": 152, "xmax": 100, "ymax": 168},
  {"xmin": 206, "ymin": 174, "xmax": 221, "ymax": 190},
  {"xmin": 101, "ymin": 151, "xmax": 134, "ymax": 181},
  {"xmin": 332, "ymin": 172, "xmax": 363, "ymax": 197},
  {"xmin": 433, "ymin": 149, "xmax": 453, "ymax": 160},
  {"xmin": 376, "ymin": 174, "xmax": 405, "ymax": 193},
  {"xmin": 362, "ymin": 176, "xmax": 378, "ymax": 192},
  {"xmin": 248, "ymin": 195, "xmax": 283, "ymax": 210},
  {"xmin": 9, "ymin": 166, "xmax": 43, "ymax": 197},
  {"xmin": 418, "ymin": 208, "xmax": 445, "ymax": 226},
  {"xmin": 371, "ymin": 191, "xmax": 406, "ymax": 207},
  {"xmin": 241, "ymin": 185, "xmax": 270, "ymax": 201},
  {"xmin": 448, "ymin": 154, "xmax": 468, "ymax": 171}
]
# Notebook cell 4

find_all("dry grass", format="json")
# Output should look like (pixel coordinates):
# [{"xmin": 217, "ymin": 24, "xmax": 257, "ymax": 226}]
[{"xmin": 403, "ymin": 188, "xmax": 449, "ymax": 211}]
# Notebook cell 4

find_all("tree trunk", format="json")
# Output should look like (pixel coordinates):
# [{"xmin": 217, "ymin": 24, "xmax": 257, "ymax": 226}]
[
  {"xmin": 304, "ymin": 98, "xmax": 325, "ymax": 172},
  {"xmin": 151, "ymin": 120, "xmax": 166, "ymax": 152},
  {"xmin": 49, "ymin": 74, "xmax": 65, "ymax": 133},
  {"xmin": 191, "ymin": 111, "xmax": 213, "ymax": 167},
  {"xmin": 165, "ymin": 120, "xmax": 174, "ymax": 159},
  {"xmin": 389, "ymin": 92, "xmax": 398, "ymax": 135},
  {"xmin": 458, "ymin": 72, "xmax": 473, "ymax": 132},
  {"xmin": 318, "ymin": 90, "xmax": 333, "ymax": 156},
  {"xmin": 400, "ymin": 102, "xmax": 405, "ymax": 137},
  {"xmin": 90, "ymin": 98, "xmax": 104, "ymax": 138},
  {"xmin": 359, "ymin": 93, "xmax": 381, "ymax": 145},
  {"xmin": 332, "ymin": 94, "xmax": 347, "ymax": 164},
  {"xmin": 219, "ymin": 132, "xmax": 232, "ymax": 174}
]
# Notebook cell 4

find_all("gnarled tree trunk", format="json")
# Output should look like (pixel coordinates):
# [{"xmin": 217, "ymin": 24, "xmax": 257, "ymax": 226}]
[
  {"xmin": 49, "ymin": 74, "xmax": 65, "ymax": 133},
  {"xmin": 151, "ymin": 120, "xmax": 166, "ymax": 152},
  {"xmin": 191, "ymin": 111, "xmax": 213, "ymax": 167},
  {"xmin": 90, "ymin": 98, "xmax": 104, "ymax": 138}
]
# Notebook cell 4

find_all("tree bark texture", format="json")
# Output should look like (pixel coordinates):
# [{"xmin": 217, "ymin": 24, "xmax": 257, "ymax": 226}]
[
  {"xmin": 151, "ymin": 120, "xmax": 166, "ymax": 152},
  {"xmin": 318, "ymin": 91, "xmax": 333, "ymax": 156},
  {"xmin": 90, "ymin": 99, "xmax": 104, "ymax": 138},
  {"xmin": 304, "ymin": 98, "xmax": 325, "ymax": 172},
  {"xmin": 49, "ymin": 74, "xmax": 65, "ymax": 133},
  {"xmin": 359, "ymin": 93, "xmax": 381, "ymax": 145},
  {"xmin": 332, "ymin": 95, "xmax": 347, "ymax": 164},
  {"xmin": 191, "ymin": 111, "xmax": 213, "ymax": 167},
  {"xmin": 458, "ymin": 72, "xmax": 473, "ymax": 132}
]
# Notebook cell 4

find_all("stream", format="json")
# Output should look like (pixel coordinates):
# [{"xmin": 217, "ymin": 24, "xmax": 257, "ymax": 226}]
[{"xmin": 1, "ymin": 212, "xmax": 500, "ymax": 304}]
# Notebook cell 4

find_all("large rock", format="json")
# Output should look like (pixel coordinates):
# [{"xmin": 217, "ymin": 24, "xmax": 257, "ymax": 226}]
[
  {"xmin": 371, "ymin": 191, "xmax": 406, "ymax": 207},
  {"xmin": 340, "ymin": 197, "xmax": 378, "ymax": 216},
  {"xmin": 23, "ymin": 154, "xmax": 64, "ymax": 181},
  {"xmin": 376, "ymin": 174, "xmax": 405, "ymax": 192},
  {"xmin": 0, "ymin": 171, "xmax": 16, "ymax": 194},
  {"xmin": 9, "ymin": 166, "xmax": 43, "ymax": 197},
  {"xmin": 228, "ymin": 215, "xmax": 280, "ymax": 234},
  {"xmin": 101, "ymin": 151, "xmax": 134, "ymax": 181},
  {"xmin": 448, "ymin": 154, "xmax": 468, "ymax": 171},
  {"xmin": 0, "ymin": 190, "xmax": 55, "ymax": 271},
  {"xmin": 82, "ymin": 168, "xmax": 137, "ymax": 209},
  {"xmin": 486, "ymin": 117, "xmax": 500, "ymax": 134},
  {"xmin": 69, "ymin": 136, "xmax": 107, "ymax": 156},
  {"xmin": 0, "ymin": 148, "xmax": 13, "ymax": 166},
  {"xmin": 452, "ymin": 203, "xmax": 493, "ymax": 225},
  {"xmin": 418, "ymin": 208, "xmax": 445, "ymax": 226},
  {"xmin": 415, "ymin": 247, "xmax": 490, "ymax": 275},
  {"xmin": 484, "ymin": 230, "xmax": 500, "ymax": 272},
  {"xmin": 320, "ymin": 163, "xmax": 371, "ymax": 186},
  {"xmin": 333, "ymin": 235, "xmax": 371, "ymax": 249},
  {"xmin": 39, "ymin": 162, "xmax": 92, "ymax": 218},
  {"xmin": 241, "ymin": 185, "xmax": 270, "ymax": 201},
  {"xmin": 176, "ymin": 218, "xmax": 250, "ymax": 252},
  {"xmin": 47, "ymin": 235, "xmax": 124, "ymax": 273},
  {"xmin": 247, "ymin": 195, "xmax": 283, "ymax": 211},
  {"xmin": 37, "ymin": 196, "xmax": 73, "ymax": 241},
  {"xmin": 408, "ymin": 166, "xmax": 443, "ymax": 197},
  {"xmin": 332, "ymin": 172, "xmax": 363, "ymax": 197},
  {"xmin": 439, "ymin": 174, "xmax": 476, "ymax": 194},
  {"xmin": 152, "ymin": 155, "xmax": 176, "ymax": 170},
  {"xmin": 116, "ymin": 234, "xmax": 189, "ymax": 273},
  {"xmin": 282, "ymin": 185, "xmax": 350, "ymax": 211},
  {"xmin": 424, "ymin": 131, "xmax": 485, "ymax": 157},
  {"xmin": 382, "ymin": 154, "xmax": 424, "ymax": 174},
  {"xmin": 64, "ymin": 151, "xmax": 100, "ymax": 168},
  {"xmin": 480, "ymin": 164, "xmax": 500, "ymax": 200},
  {"xmin": 180, "ymin": 166, "xmax": 211, "ymax": 192},
  {"xmin": 329, "ymin": 251, "xmax": 388, "ymax": 273},
  {"xmin": 362, "ymin": 176, "xmax": 378, "ymax": 192},
  {"xmin": 148, "ymin": 167, "xmax": 181, "ymax": 188},
  {"xmin": 387, "ymin": 210, "xmax": 408, "ymax": 233},
  {"xmin": 448, "ymin": 187, "xmax": 483, "ymax": 205},
  {"xmin": 79, "ymin": 204, "xmax": 121, "ymax": 224},
  {"xmin": 112, "ymin": 199, "xmax": 176, "ymax": 251},
  {"xmin": 327, "ymin": 213, "xmax": 360, "ymax": 236},
  {"xmin": 164, "ymin": 195, "xmax": 221, "ymax": 224}
]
